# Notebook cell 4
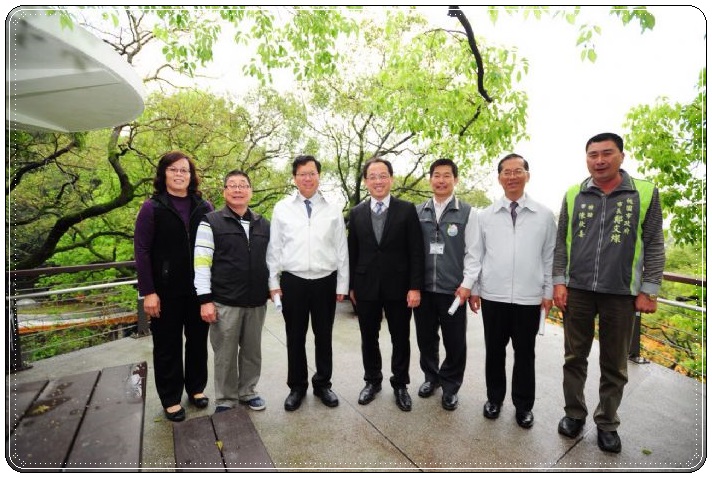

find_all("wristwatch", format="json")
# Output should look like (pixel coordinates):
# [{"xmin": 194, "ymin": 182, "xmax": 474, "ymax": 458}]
[{"xmin": 645, "ymin": 293, "xmax": 658, "ymax": 301}]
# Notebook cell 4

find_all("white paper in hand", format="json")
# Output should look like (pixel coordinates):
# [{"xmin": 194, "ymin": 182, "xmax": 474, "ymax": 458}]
[
  {"xmin": 273, "ymin": 293, "xmax": 282, "ymax": 312},
  {"xmin": 447, "ymin": 296, "xmax": 461, "ymax": 316},
  {"xmin": 538, "ymin": 308, "xmax": 546, "ymax": 335}
]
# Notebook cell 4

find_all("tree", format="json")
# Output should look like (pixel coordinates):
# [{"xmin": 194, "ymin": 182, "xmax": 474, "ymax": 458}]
[
  {"xmin": 10, "ymin": 86, "xmax": 307, "ymax": 272},
  {"xmin": 624, "ymin": 68, "xmax": 706, "ymax": 247},
  {"xmin": 300, "ymin": 9, "xmax": 528, "ymax": 211},
  {"xmin": 9, "ymin": 6, "xmax": 661, "ymax": 270},
  {"xmin": 8, "ymin": 7, "xmax": 336, "ymax": 271},
  {"xmin": 485, "ymin": 6, "xmax": 655, "ymax": 62}
]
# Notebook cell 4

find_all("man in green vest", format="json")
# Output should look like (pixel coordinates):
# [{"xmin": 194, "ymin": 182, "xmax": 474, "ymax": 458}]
[{"xmin": 553, "ymin": 132, "xmax": 665, "ymax": 453}]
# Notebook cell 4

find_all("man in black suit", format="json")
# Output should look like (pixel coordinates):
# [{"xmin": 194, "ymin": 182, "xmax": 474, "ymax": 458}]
[{"xmin": 347, "ymin": 156, "xmax": 425, "ymax": 411}]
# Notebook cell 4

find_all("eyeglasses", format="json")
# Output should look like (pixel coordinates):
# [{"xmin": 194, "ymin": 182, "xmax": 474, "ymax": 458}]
[
  {"xmin": 366, "ymin": 174, "xmax": 391, "ymax": 181},
  {"xmin": 225, "ymin": 184, "xmax": 251, "ymax": 191},
  {"xmin": 500, "ymin": 169, "xmax": 527, "ymax": 178},
  {"xmin": 166, "ymin": 167, "xmax": 191, "ymax": 175},
  {"xmin": 296, "ymin": 171, "xmax": 318, "ymax": 179}
]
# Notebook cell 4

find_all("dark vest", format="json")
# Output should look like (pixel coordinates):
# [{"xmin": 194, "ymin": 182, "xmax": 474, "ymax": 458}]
[
  {"xmin": 150, "ymin": 193, "xmax": 211, "ymax": 298},
  {"xmin": 204, "ymin": 207, "xmax": 270, "ymax": 307},
  {"xmin": 417, "ymin": 197, "xmax": 472, "ymax": 294}
]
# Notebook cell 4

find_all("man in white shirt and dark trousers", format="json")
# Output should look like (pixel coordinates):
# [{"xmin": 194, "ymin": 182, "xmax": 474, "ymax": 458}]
[
  {"xmin": 413, "ymin": 158, "xmax": 479, "ymax": 411},
  {"xmin": 469, "ymin": 154, "xmax": 557, "ymax": 428},
  {"xmin": 266, "ymin": 155, "xmax": 349, "ymax": 412}
]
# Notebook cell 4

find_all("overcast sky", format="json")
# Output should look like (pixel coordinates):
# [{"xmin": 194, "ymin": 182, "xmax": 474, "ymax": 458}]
[
  {"xmin": 202, "ymin": 5, "xmax": 706, "ymax": 212},
  {"xmin": 9, "ymin": 6, "xmax": 703, "ymax": 213},
  {"xmin": 436, "ymin": 5, "xmax": 706, "ymax": 212}
]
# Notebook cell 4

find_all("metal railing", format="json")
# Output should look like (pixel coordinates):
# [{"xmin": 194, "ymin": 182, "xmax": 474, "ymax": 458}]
[
  {"xmin": 7, "ymin": 262, "xmax": 149, "ymax": 372},
  {"xmin": 6, "ymin": 263, "xmax": 706, "ymax": 379}
]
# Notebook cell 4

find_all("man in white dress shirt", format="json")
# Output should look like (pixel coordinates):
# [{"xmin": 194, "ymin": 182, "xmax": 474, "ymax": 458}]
[{"xmin": 266, "ymin": 155, "xmax": 349, "ymax": 412}]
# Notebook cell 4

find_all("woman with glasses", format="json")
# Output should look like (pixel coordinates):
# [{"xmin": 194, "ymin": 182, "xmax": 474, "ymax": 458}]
[{"xmin": 134, "ymin": 150, "xmax": 213, "ymax": 422}]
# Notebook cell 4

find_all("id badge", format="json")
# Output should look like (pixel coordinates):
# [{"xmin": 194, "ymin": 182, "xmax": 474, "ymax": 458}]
[{"xmin": 430, "ymin": 241, "xmax": 444, "ymax": 255}]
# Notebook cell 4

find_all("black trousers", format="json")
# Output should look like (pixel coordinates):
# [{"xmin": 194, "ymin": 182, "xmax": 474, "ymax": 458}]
[
  {"xmin": 149, "ymin": 294, "xmax": 209, "ymax": 409},
  {"xmin": 357, "ymin": 298, "xmax": 412, "ymax": 389},
  {"xmin": 280, "ymin": 271, "xmax": 337, "ymax": 392},
  {"xmin": 413, "ymin": 291, "xmax": 468, "ymax": 394},
  {"xmin": 481, "ymin": 298, "xmax": 540, "ymax": 411}
]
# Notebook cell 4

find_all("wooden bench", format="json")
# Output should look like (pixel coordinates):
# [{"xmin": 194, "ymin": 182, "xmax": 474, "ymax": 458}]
[
  {"xmin": 173, "ymin": 406, "xmax": 274, "ymax": 472},
  {"xmin": 7, "ymin": 361, "xmax": 147, "ymax": 471}
]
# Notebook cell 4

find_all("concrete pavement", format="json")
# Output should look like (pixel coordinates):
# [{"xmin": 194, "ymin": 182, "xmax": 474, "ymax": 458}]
[{"xmin": 6, "ymin": 301, "xmax": 706, "ymax": 471}]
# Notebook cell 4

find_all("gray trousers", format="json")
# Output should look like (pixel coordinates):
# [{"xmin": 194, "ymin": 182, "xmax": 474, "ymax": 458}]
[
  {"xmin": 211, "ymin": 302, "xmax": 266, "ymax": 407},
  {"xmin": 562, "ymin": 288, "xmax": 636, "ymax": 431}
]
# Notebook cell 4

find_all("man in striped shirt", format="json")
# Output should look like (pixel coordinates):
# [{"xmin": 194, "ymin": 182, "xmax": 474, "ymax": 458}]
[{"xmin": 194, "ymin": 170, "xmax": 270, "ymax": 413}]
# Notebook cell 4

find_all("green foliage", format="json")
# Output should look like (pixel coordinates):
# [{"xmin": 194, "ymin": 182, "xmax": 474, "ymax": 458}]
[
  {"xmin": 23, "ymin": 324, "xmax": 129, "ymax": 361},
  {"xmin": 304, "ymin": 8, "xmax": 528, "ymax": 209},
  {"xmin": 610, "ymin": 6, "xmax": 656, "ymax": 32},
  {"xmin": 487, "ymin": 6, "xmax": 654, "ymax": 64},
  {"xmin": 641, "ymin": 242, "xmax": 705, "ymax": 380},
  {"xmin": 12, "ymin": 6, "xmax": 666, "ymax": 275},
  {"xmin": 659, "ymin": 243, "xmax": 705, "ymax": 306},
  {"xmin": 8, "ymin": 84, "xmax": 305, "ymax": 272},
  {"xmin": 624, "ymin": 68, "xmax": 706, "ymax": 246}
]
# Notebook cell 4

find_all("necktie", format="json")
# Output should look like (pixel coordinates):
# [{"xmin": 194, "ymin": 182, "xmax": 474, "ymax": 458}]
[
  {"xmin": 305, "ymin": 199, "xmax": 312, "ymax": 218},
  {"xmin": 375, "ymin": 201, "xmax": 384, "ymax": 215},
  {"xmin": 510, "ymin": 201, "xmax": 518, "ymax": 226}
]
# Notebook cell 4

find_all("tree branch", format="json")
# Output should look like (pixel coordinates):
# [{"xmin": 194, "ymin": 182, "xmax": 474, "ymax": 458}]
[{"xmin": 447, "ymin": 6, "xmax": 493, "ymax": 103}]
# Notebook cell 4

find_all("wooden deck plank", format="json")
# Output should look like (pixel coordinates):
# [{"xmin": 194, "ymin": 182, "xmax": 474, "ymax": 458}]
[
  {"xmin": 65, "ymin": 362, "xmax": 147, "ymax": 470},
  {"xmin": 7, "ymin": 379, "xmax": 48, "ymax": 434},
  {"xmin": 7, "ymin": 370, "xmax": 99, "ymax": 470},
  {"xmin": 173, "ymin": 415, "xmax": 225, "ymax": 472},
  {"xmin": 212, "ymin": 407, "xmax": 274, "ymax": 472}
]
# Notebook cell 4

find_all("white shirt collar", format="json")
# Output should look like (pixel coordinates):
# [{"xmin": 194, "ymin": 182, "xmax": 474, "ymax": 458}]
[
  {"xmin": 434, "ymin": 194, "xmax": 455, "ymax": 208},
  {"xmin": 370, "ymin": 195, "xmax": 391, "ymax": 210},
  {"xmin": 498, "ymin": 193, "xmax": 536, "ymax": 211},
  {"xmin": 296, "ymin": 191, "xmax": 322, "ymax": 203}
]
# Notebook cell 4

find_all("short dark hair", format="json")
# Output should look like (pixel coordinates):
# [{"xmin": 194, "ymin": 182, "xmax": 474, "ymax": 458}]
[
  {"xmin": 429, "ymin": 158, "xmax": 458, "ymax": 178},
  {"xmin": 224, "ymin": 169, "xmax": 251, "ymax": 187},
  {"xmin": 586, "ymin": 132, "xmax": 623, "ymax": 152},
  {"xmin": 362, "ymin": 156, "xmax": 394, "ymax": 179},
  {"xmin": 497, "ymin": 153, "xmax": 529, "ymax": 174},
  {"xmin": 153, "ymin": 150, "xmax": 202, "ymax": 197},
  {"xmin": 292, "ymin": 155, "xmax": 321, "ymax": 176}
]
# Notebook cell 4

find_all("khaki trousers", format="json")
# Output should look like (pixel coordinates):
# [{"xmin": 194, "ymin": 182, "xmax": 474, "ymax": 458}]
[{"xmin": 210, "ymin": 303, "xmax": 266, "ymax": 407}]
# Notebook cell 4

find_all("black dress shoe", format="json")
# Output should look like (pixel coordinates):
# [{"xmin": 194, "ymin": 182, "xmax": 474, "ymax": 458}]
[
  {"xmin": 284, "ymin": 390, "xmax": 306, "ymax": 411},
  {"xmin": 441, "ymin": 392, "xmax": 458, "ymax": 411},
  {"xmin": 394, "ymin": 388, "xmax": 412, "ymax": 411},
  {"xmin": 164, "ymin": 406, "xmax": 186, "ymax": 422},
  {"xmin": 417, "ymin": 381, "xmax": 440, "ymax": 398},
  {"xmin": 358, "ymin": 383, "xmax": 382, "ymax": 405},
  {"xmin": 558, "ymin": 416, "xmax": 586, "ymax": 438},
  {"xmin": 189, "ymin": 394, "xmax": 209, "ymax": 409},
  {"xmin": 313, "ymin": 387, "xmax": 339, "ymax": 407},
  {"xmin": 597, "ymin": 428, "xmax": 622, "ymax": 453},
  {"xmin": 515, "ymin": 409, "xmax": 534, "ymax": 428},
  {"xmin": 483, "ymin": 401, "xmax": 501, "ymax": 419}
]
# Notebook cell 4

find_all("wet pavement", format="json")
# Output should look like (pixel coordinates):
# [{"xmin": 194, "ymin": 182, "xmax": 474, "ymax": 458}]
[{"xmin": 6, "ymin": 301, "xmax": 706, "ymax": 472}]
